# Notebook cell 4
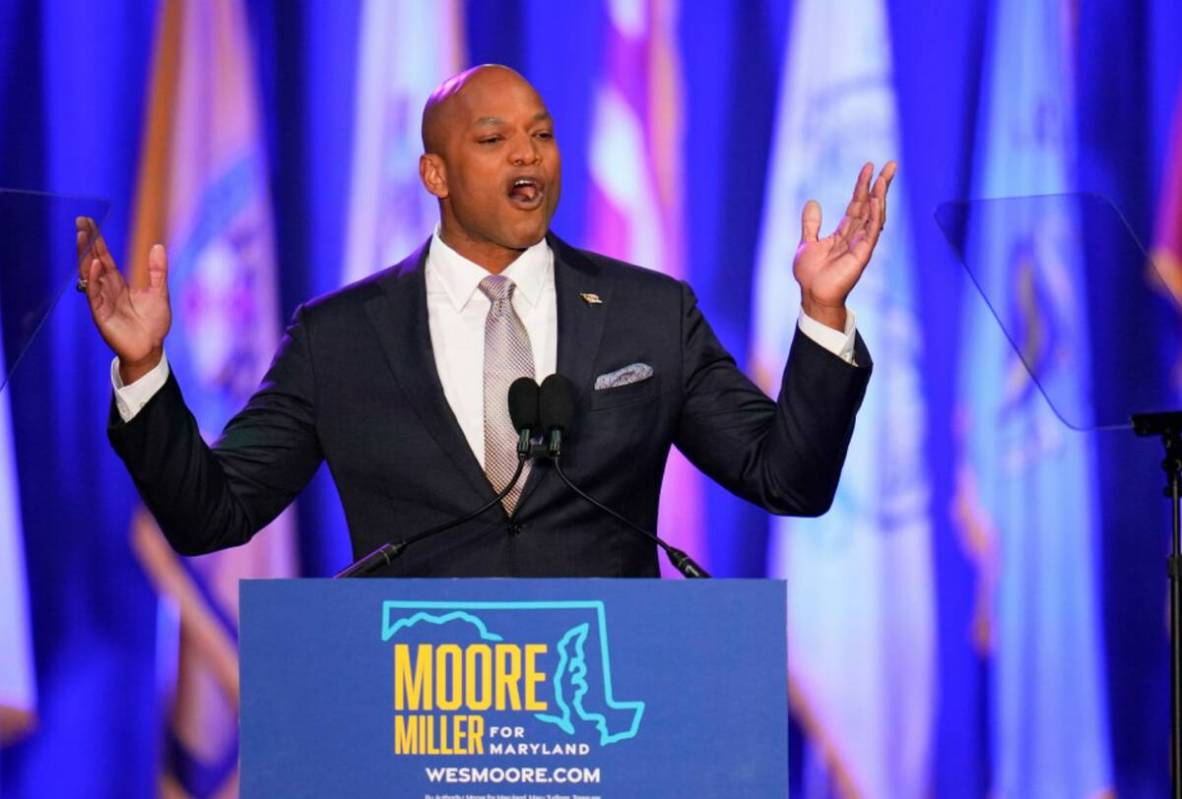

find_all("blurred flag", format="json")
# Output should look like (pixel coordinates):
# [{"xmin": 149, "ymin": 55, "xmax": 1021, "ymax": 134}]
[
  {"xmin": 956, "ymin": 0, "xmax": 1112, "ymax": 794},
  {"xmin": 126, "ymin": 1, "xmax": 297, "ymax": 796},
  {"xmin": 341, "ymin": 0, "xmax": 464, "ymax": 284},
  {"xmin": 586, "ymin": 0, "xmax": 705, "ymax": 574},
  {"xmin": 750, "ymin": 0, "xmax": 934, "ymax": 795},
  {"xmin": 1154, "ymin": 84, "xmax": 1182, "ymax": 293},
  {"xmin": 0, "ymin": 325, "xmax": 36, "ymax": 746},
  {"xmin": 1153, "ymin": 84, "xmax": 1182, "ymax": 389}
]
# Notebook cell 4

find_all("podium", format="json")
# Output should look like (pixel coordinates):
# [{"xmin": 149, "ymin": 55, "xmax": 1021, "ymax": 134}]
[{"xmin": 241, "ymin": 578, "xmax": 788, "ymax": 797}]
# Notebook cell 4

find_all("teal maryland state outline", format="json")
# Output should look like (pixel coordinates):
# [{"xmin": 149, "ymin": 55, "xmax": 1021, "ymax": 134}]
[{"xmin": 382, "ymin": 600, "xmax": 645, "ymax": 745}]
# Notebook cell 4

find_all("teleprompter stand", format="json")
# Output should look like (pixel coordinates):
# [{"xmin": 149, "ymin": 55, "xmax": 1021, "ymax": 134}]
[
  {"xmin": 1134, "ymin": 411, "xmax": 1182, "ymax": 795},
  {"xmin": 937, "ymin": 192, "xmax": 1182, "ymax": 797}
]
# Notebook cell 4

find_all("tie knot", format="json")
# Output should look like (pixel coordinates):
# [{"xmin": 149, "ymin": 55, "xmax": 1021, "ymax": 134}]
[{"xmin": 478, "ymin": 274, "xmax": 515, "ymax": 303}]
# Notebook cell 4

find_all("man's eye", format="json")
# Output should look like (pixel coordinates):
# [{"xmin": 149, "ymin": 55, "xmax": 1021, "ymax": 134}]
[
  {"xmin": 478, "ymin": 136, "xmax": 502, "ymax": 144},
  {"xmin": 534, "ymin": 131, "xmax": 554, "ymax": 140}
]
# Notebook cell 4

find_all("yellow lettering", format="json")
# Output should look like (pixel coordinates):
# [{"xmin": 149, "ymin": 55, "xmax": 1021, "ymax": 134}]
[
  {"xmin": 435, "ymin": 644, "xmax": 463, "ymax": 711},
  {"xmin": 394, "ymin": 714, "xmax": 419, "ymax": 753},
  {"xmin": 464, "ymin": 714, "xmax": 485, "ymax": 754},
  {"xmin": 495, "ymin": 644, "xmax": 522, "ymax": 710},
  {"xmin": 393, "ymin": 642, "xmax": 549, "ymax": 717},
  {"xmin": 427, "ymin": 713, "xmax": 439, "ymax": 753},
  {"xmin": 524, "ymin": 644, "xmax": 548, "ymax": 711},
  {"xmin": 465, "ymin": 644, "xmax": 493, "ymax": 711},
  {"xmin": 393, "ymin": 715, "xmax": 485, "ymax": 755},
  {"xmin": 394, "ymin": 644, "xmax": 432, "ymax": 711}
]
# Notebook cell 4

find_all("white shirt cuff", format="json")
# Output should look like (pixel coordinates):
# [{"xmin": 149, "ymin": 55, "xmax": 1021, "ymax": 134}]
[
  {"xmin": 111, "ymin": 352, "xmax": 171, "ymax": 422},
  {"xmin": 797, "ymin": 308, "xmax": 857, "ymax": 365}
]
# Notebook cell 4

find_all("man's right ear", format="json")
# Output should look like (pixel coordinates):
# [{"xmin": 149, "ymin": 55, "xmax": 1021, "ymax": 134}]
[{"xmin": 420, "ymin": 154, "xmax": 448, "ymax": 199}]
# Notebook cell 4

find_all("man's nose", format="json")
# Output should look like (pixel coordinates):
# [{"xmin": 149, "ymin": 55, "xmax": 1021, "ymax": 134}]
[{"xmin": 508, "ymin": 135, "xmax": 540, "ymax": 165}]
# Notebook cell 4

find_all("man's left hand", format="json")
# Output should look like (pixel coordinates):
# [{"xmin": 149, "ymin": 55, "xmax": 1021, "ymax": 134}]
[{"xmin": 793, "ymin": 161, "xmax": 896, "ymax": 331}]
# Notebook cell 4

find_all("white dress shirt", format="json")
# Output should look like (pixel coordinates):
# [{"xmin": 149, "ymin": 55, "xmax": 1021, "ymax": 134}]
[
  {"xmin": 112, "ymin": 234, "xmax": 860, "ymax": 454},
  {"xmin": 425, "ymin": 229, "xmax": 556, "ymax": 468}
]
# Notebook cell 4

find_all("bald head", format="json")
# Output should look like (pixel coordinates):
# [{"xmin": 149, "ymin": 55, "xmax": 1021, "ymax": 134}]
[
  {"xmin": 417, "ymin": 64, "xmax": 561, "ymax": 272},
  {"xmin": 421, "ymin": 65, "xmax": 540, "ymax": 154}
]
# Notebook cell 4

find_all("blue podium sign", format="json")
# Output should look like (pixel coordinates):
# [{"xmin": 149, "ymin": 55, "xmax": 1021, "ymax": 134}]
[{"xmin": 241, "ymin": 579, "xmax": 787, "ymax": 798}]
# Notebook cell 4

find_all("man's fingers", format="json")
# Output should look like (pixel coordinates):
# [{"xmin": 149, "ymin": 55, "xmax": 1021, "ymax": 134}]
[
  {"xmin": 76, "ymin": 218, "xmax": 99, "ymax": 277},
  {"xmin": 874, "ymin": 161, "xmax": 897, "ymax": 229},
  {"xmin": 801, "ymin": 200, "xmax": 822, "ymax": 243},
  {"xmin": 147, "ymin": 243, "xmax": 169, "ymax": 293},
  {"xmin": 85, "ymin": 257, "xmax": 106, "ymax": 314},
  {"xmin": 833, "ymin": 214, "xmax": 852, "ymax": 242},
  {"xmin": 92, "ymin": 224, "xmax": 118, "ymax": 270},
  {"xmin": 93, "ymin": 250, "xmax": 128, "ymax": 295},
  {"xmin": 81, "ymin": 216, "xmax": 117, "ymax": 270},
  {"xmin": 76, "ymin": 229, "xmax": 90, "ymax": 278},
  {"xmin": 832, "ymin": 214, "xmax": 867, "ymax": 259},
  {"xmin": 850, "ymin": 197, "xmax": 884, "ymax": 263},
  {"xmin": 76, "ymin": 215, "xmax": 118, "ymax": 272},
  {"xmin": 852, "ymin": 162, "xmax": 873, "ymax": 202},
  {"xmin": 834, "ymin": 205, "xmax": 871, "ymax": 249},
  {"xmin": 840, "ymin": 162, "xmax": 875, "ymax": 221}
]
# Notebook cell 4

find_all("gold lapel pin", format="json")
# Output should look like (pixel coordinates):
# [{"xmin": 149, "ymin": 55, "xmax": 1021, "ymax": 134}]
[{"xmin": 580, "ymin": 292, "xmax": 603, "ymax": 305}]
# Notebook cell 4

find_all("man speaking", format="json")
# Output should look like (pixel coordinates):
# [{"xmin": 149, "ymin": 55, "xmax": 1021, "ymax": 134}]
[{"xmin": 77, "ymin": 65, "xmax": 893, "ymax": 577}]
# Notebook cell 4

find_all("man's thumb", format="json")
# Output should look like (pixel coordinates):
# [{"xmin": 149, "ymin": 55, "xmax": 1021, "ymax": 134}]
[
  {"xmin": 147, "ymin": 244, "xmax": 168, "ymax": 291},
  {"xmin": 801, "ymin": 200, "xmax": 822, "ymax": 243}
]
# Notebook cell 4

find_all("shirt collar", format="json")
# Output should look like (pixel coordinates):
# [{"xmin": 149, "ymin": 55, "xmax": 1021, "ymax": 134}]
[{"xmin": 427, "ymin": 226, "xmax": 552, "ymax": 312}]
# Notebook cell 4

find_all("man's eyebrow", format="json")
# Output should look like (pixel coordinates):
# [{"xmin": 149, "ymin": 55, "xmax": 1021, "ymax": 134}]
[{"xmin": 471, "ymin": 111, "xmax": 552, "ymax": 128}]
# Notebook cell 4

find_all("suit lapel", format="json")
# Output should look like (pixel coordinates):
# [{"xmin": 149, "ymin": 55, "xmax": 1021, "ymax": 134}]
[
  {"xmin": 364, "ymin": 240, "xmax": 495, "ymax": 504},
  {"xmin": 551, "ymin": 234, "xmax": 611, "ymax": 398},
  {"xmin": 516, "ymin": 235, "xmax": 612, "ymax": 507},
  {"xmin": 363, "ymin": 234, "xmax": 612, "ymax": 515}
]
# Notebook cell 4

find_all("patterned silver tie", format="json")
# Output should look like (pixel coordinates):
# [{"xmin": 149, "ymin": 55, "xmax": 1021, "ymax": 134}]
[{"xmin": 479, "ymin": 275, "xmax": 535, "ymax": 513}]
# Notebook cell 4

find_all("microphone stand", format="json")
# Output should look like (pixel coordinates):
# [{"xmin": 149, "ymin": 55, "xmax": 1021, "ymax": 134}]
[
  {"xmin": 1133, "ymin": 411, "xmax": 1182, "ymax": 797},
  {"xmin": 341, "ymin": 373, "xmax": 711, "ymax": 580},
  {"xmin": 550, "ymin": 457, "xmax": 710, "ymax": 579},
  {"xmin": 335, "ymin": 457, "xmax": 526, "ymax": 578},
  {"xmin": 535, "ymin": 373, "xmax": 709, "ymax": 579}
]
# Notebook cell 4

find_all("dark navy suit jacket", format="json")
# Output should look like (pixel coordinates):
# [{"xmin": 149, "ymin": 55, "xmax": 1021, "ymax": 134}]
[{"xmin": 109, "ymin": 234, "xmax": 872, "ymax": 577}]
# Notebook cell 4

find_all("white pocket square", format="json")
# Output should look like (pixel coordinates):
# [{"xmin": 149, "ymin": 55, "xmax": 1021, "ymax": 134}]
[{"xmin": 594, "ymin": 362, "xmax": 654, "ymax": 390}]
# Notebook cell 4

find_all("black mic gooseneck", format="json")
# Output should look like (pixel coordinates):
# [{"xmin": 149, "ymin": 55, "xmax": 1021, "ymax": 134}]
[
  {"xmin": 338, "ymin": 374, "xmax": 712, "ymax": 579},
  {"xmin": 335, "ymin": 378, "xmax": 540, "ymax": 578},
  {"xmin": 538, "ymin": 374, "xmax": 710, "ymax": 579},
  {"xmin": 334, "ymin": 459, "xmax": 527, "ymax": 578},
  {"xmin": 551, "ymin": 460, "xmax": 710, "ymax": 578}
]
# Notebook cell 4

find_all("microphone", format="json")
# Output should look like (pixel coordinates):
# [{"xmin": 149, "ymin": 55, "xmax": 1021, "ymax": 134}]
[
  {"xmin": 538, "ymin": 374, "xmax": 576, "ymax": 457},
  {"xmin": 335, "ymin": 378, "xmax": 540, "ymax": 578},
  {"xmin": 537, "ymin": 374, "xmax": 711, "ymax": 579},
  {"xmin": 509, "ymin": 376, "xmax": 541, "ymax": 458}
]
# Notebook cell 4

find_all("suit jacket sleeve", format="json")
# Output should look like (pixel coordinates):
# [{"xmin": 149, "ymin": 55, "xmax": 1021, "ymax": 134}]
[
  {"xmin": 107, "ymin": 306, "xmax": 323, "ymax": 555},
  {"xmin": 673, "ymin": 282, "xmax": 872, "ymax": 516}
]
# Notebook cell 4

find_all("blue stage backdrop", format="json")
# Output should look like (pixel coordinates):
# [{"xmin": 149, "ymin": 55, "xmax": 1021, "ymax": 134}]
[{"xmin": 0, "ymin": 0, "xmax": 1180, "ymax": 796}]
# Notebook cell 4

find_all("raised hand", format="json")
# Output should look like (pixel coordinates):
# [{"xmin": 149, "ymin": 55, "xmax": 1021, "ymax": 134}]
[
  {"xmin": 793, "ymin": 161, "xmax": 896, "ymax": 331},
  {"xmin": 76, "ymin": 217, "xmax": 171, "ymax": 384}
]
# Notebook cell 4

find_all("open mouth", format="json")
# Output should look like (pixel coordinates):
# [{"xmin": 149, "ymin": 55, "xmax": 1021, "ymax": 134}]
[{"xmin": 507, "ymin": 176, "xmax": 545, "ymax": 210}]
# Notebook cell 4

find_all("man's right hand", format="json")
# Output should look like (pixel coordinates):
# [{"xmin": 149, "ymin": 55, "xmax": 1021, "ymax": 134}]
[{"xmin": 76, "ymin": 217, "xmax": 171, "ymax": 385}]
